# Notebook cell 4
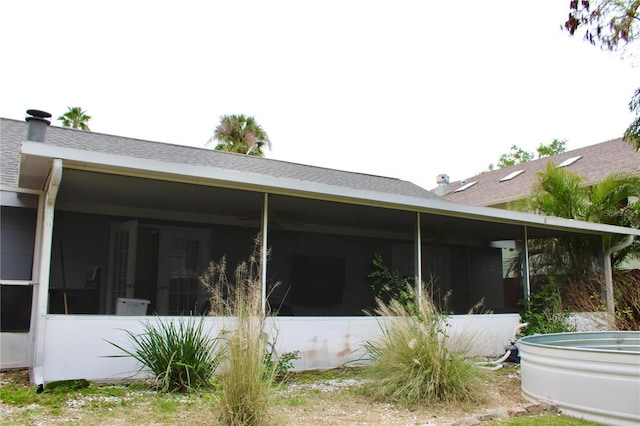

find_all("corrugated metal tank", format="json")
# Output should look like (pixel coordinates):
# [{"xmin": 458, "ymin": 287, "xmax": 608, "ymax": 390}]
[{"xmin": 519, "ymin": 331, "xmax": 640, "ymax": 426}]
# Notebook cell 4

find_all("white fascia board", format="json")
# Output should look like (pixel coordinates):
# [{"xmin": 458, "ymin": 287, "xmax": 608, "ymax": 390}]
[
  {"xmin": 416, "ymin": 196, "xmax": 640, "ymax": 237},
  {"xmin": 20, "ymin": 141, "xmax": 640, "ymax": 238}
]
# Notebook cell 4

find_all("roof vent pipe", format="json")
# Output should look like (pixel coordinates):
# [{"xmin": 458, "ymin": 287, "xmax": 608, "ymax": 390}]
[
  {"xmin": 433, "ymin": 173, "xmax": 452, "ymax": 196},
  {"xmin": 25, "ymin": 109, "xmax": 52, "ymax": 142}
]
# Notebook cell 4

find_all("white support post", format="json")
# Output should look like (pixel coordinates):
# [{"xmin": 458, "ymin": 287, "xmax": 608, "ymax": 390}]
[
  {"xmin": 414, "ymin": 212, "xmax": 422, "ymax": 305},
  {"xmin": 603, "ymin": 235, "xmax": 634, "ymax": 316},
  {"xmin": 603, "ymin": 246, "xmax": 615, "ymax": 315},
  {"xmin": 30, "ymin": 159, "xmax": 62, "ymax": 387},
  {"xmin": 261, "ymin": 193, "xmax": 269, "ymax": 315},
  {"xmin": 522, "ymin": 226, "xmax": 531, "ymax": 301},
  {"xmin": 28, "ymin": 189, "xmax": 45, "ymax": 371}
]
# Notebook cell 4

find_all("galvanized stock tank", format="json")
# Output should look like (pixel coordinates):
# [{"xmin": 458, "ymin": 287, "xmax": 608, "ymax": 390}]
[{"xmin": 519, "ymin": 331, "xmax": 640, "ymax": 426}]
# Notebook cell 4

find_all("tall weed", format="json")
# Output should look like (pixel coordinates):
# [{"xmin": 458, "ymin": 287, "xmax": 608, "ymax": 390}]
[
  {"xmin": 566, "ymin": 270, "xmax": 640, "ymax": 331},
  {"xmin": 362, "ymin": 285, "xmax": 488, "ymax": 406}
]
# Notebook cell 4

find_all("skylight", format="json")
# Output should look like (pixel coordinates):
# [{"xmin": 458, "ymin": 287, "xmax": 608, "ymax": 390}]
[
  {"xmin": 499, "ymin": 170, "xmax": 525, "ymax": 182},
  {"xmin": 558, "ymin": 155, "xmax": 583, "ymax": 167},
  {"xmin": 454, "ymin": 181, "xmax": 478, "ymax": 192}
]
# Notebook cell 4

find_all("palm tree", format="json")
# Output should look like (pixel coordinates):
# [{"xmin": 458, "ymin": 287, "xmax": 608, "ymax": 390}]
[
  {"xmin": 57, "ymin": 107, "xmax": 92, "ymax": 131},
  {"xmin": 209, "ymin": 114, "xmax": 271, "ymax": 156},
  {"xmin": 512, "ymin": 163, "xmax": 640, "ymax": 275}
]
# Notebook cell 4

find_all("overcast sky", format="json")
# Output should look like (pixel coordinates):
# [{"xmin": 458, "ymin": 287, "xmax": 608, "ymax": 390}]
[{"xmin": 1, "ymin": 1, "xmax": 637, "ymax": 190}]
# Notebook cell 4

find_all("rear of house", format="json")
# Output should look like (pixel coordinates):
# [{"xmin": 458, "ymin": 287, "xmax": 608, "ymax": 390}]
[{"xmin": 2, "ymin": 114, "xmax": 637, "ymax": 386}]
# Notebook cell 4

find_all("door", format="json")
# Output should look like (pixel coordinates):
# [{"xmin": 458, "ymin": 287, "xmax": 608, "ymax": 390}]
[
  {"xmin": 156, "ymin": 228, "xmax": 210, "ymax": 315},
  {"xmin": 105, "ymin": 220, "xmax": 138, "ymax": 314}
]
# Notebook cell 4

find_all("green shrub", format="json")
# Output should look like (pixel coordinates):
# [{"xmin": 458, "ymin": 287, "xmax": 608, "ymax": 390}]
[
  {"xmin": 264, "ymin": 349, "xmax": 300, "ymax": 383},
  {"xmin": 362, "ymin": 285, "xmax": 488, "ymax": 406},
  {"xmin": 108, "ymin": 316, "xmax": 220, "ymax": 392},
  {"xmin": 520, "ymin": 282, "xmax": 575, "ymax": 335},
  {"xmin": 368, "ymin": 253, "xmax": 417, "ymax": 313}
]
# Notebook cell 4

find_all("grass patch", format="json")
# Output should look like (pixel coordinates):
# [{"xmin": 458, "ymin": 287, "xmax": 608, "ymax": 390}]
[
  {"xmin": 0, "ymin": 367, "xmax": 596, "ymax": 425},
  {"xmin": 283, "ymin": 394, "xmax": 305, "ymax": 407},
  {"xmin": 43, "ymin": 379, "xmax": 90, "ymax": 393},
  {"xmin": 286, "ymin": 367, "xmax": 364, "ymax": 384},
  {"xmin": 0, "ymin": 382, "xmax": 42, "ymax": 406}
]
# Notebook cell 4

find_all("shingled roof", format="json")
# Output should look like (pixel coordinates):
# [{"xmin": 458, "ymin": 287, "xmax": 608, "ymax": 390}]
[
  {"xmin": 1, "ymin": 117, "xmax": 437, "ymax": 200},
  {"xmin": 441, "ymin": 138, "xmax": 640, "ymax": 207}
]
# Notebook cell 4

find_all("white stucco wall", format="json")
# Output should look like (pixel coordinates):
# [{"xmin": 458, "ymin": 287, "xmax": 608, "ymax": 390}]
[
  {"xmin": 38, "ymin": 314, "xmax": 521, "ymax": 384},
  {"xmin": 567, "ymin": 312, "xmax": 615, "ymax": 331},
  {"xmin": 0, "ymin": 333, "xmax": 30, "ymax": 369}
]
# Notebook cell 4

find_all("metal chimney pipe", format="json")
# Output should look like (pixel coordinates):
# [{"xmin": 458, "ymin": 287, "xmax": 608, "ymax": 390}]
[
  {"xmin": 433, "ymin": 173, "xmax": 452, "ymax": 196},
  {"xmin": 25, "ymin": 109, "xmax": 52, "ymax": 142}
]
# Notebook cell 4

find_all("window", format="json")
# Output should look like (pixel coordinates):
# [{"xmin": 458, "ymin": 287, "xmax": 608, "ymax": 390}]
[
  {"xmin": 454, "ymin": 181, "xmax": 478, "ymax": 192},
  {"xmin": 499, "ymin": 170, "xmax": 525, "ymax": 182},
  {"xmin": 558, "ymin": 155, "xmax": 582, "ymax": 167}
]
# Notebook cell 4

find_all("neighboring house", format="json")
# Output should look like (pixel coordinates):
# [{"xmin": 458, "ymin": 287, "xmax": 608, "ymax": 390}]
[
  {"xmin": 1, "ymin": 113, "xmax": 638, "ymax": 387},
  {"xmin": 439, "ymin": 138, "xmax": 640, "ymax": 208},
  {"xmin": 437, "ymin": 138, "xmax": 640, "ymax": 272}
]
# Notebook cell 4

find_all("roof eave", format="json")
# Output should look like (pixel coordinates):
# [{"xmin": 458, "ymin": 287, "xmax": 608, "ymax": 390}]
[{"xmin": 19, "ymin": 141, "xmax": 640, "ymax": 238}]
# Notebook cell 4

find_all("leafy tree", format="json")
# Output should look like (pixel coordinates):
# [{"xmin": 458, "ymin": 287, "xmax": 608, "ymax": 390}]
[
  {"xmin": 624, "ymin": 87, "xmax": 640, "ymax": 150},
  {"xmin": 535, "ymin": 138, "xmax": 567, "ymax": 158},
  {"xmin": 209, "ymin": 114, "xmax": 271, "ymax": 156},
  {"xmin": 57, "ymin": 106, "xmax": 92, "ymax": 131},
  {"xmin": 563, "ymin": 1, "xmax": 640, "ymax": 151},
  {"xmin": 488, "ymin": 139, "xmax": 566, "ymax": 170},
  {"xmin": 512, "ymin": 162, "xmax": 640, "ymax": 276},
  {"xmin": 489, "ymin": 145, "xmax": 534, "ymax": 170},
  {"xmin": 563, "ymin": 0, "xmax": 639, "ymax": 52}
]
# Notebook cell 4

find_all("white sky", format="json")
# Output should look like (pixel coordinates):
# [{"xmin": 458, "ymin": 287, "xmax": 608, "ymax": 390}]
[{"xmin": 1, "ymin": 1, "xmax": 637, "ymax": 190}]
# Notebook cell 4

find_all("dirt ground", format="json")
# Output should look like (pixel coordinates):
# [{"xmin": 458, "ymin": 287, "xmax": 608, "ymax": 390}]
[
  {"xmin": 274, "ymin": 366, "xmax": 530, "ymax": 425},
  {"xmin": 0, "ymin": 365, "xmax": 532, "ymax": 425}
]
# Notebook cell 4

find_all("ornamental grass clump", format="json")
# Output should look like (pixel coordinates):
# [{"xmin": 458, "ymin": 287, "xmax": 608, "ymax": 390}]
[
  {"xmin": 109, "ymin": 316, "xmax": 220, "ymax": 393},
  {"xmin": 362, "ymin": 285, "xmax": 488, "ymax": 406},
  {"xmin": 217, "ymin": 298, "xmax": 272, "ymax": 426},
  {"xmin": 201, "ymin": 239, "xmax": 277, "ymax": 426}
]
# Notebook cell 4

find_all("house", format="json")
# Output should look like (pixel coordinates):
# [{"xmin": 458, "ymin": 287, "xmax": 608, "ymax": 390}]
[
  {"xmin": 1, "ymin": 112, "xmax": 638, "ymax": 386},
  {"xmin": 439, "ymin": 138, "xmax": 640, "ymax": 208},
  {"xmin": 437, "ymin": 138, "xmax": 640, "ymax": 273}
]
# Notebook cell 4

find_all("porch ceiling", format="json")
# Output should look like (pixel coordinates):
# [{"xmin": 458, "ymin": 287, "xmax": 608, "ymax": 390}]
[
  {"xmin": 55, "ymin": 169, "xmax": 598, "ymax": 243},
  {"xmin": 56, "ymin": 169, "xmax": 264, "ymax": 222}
]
